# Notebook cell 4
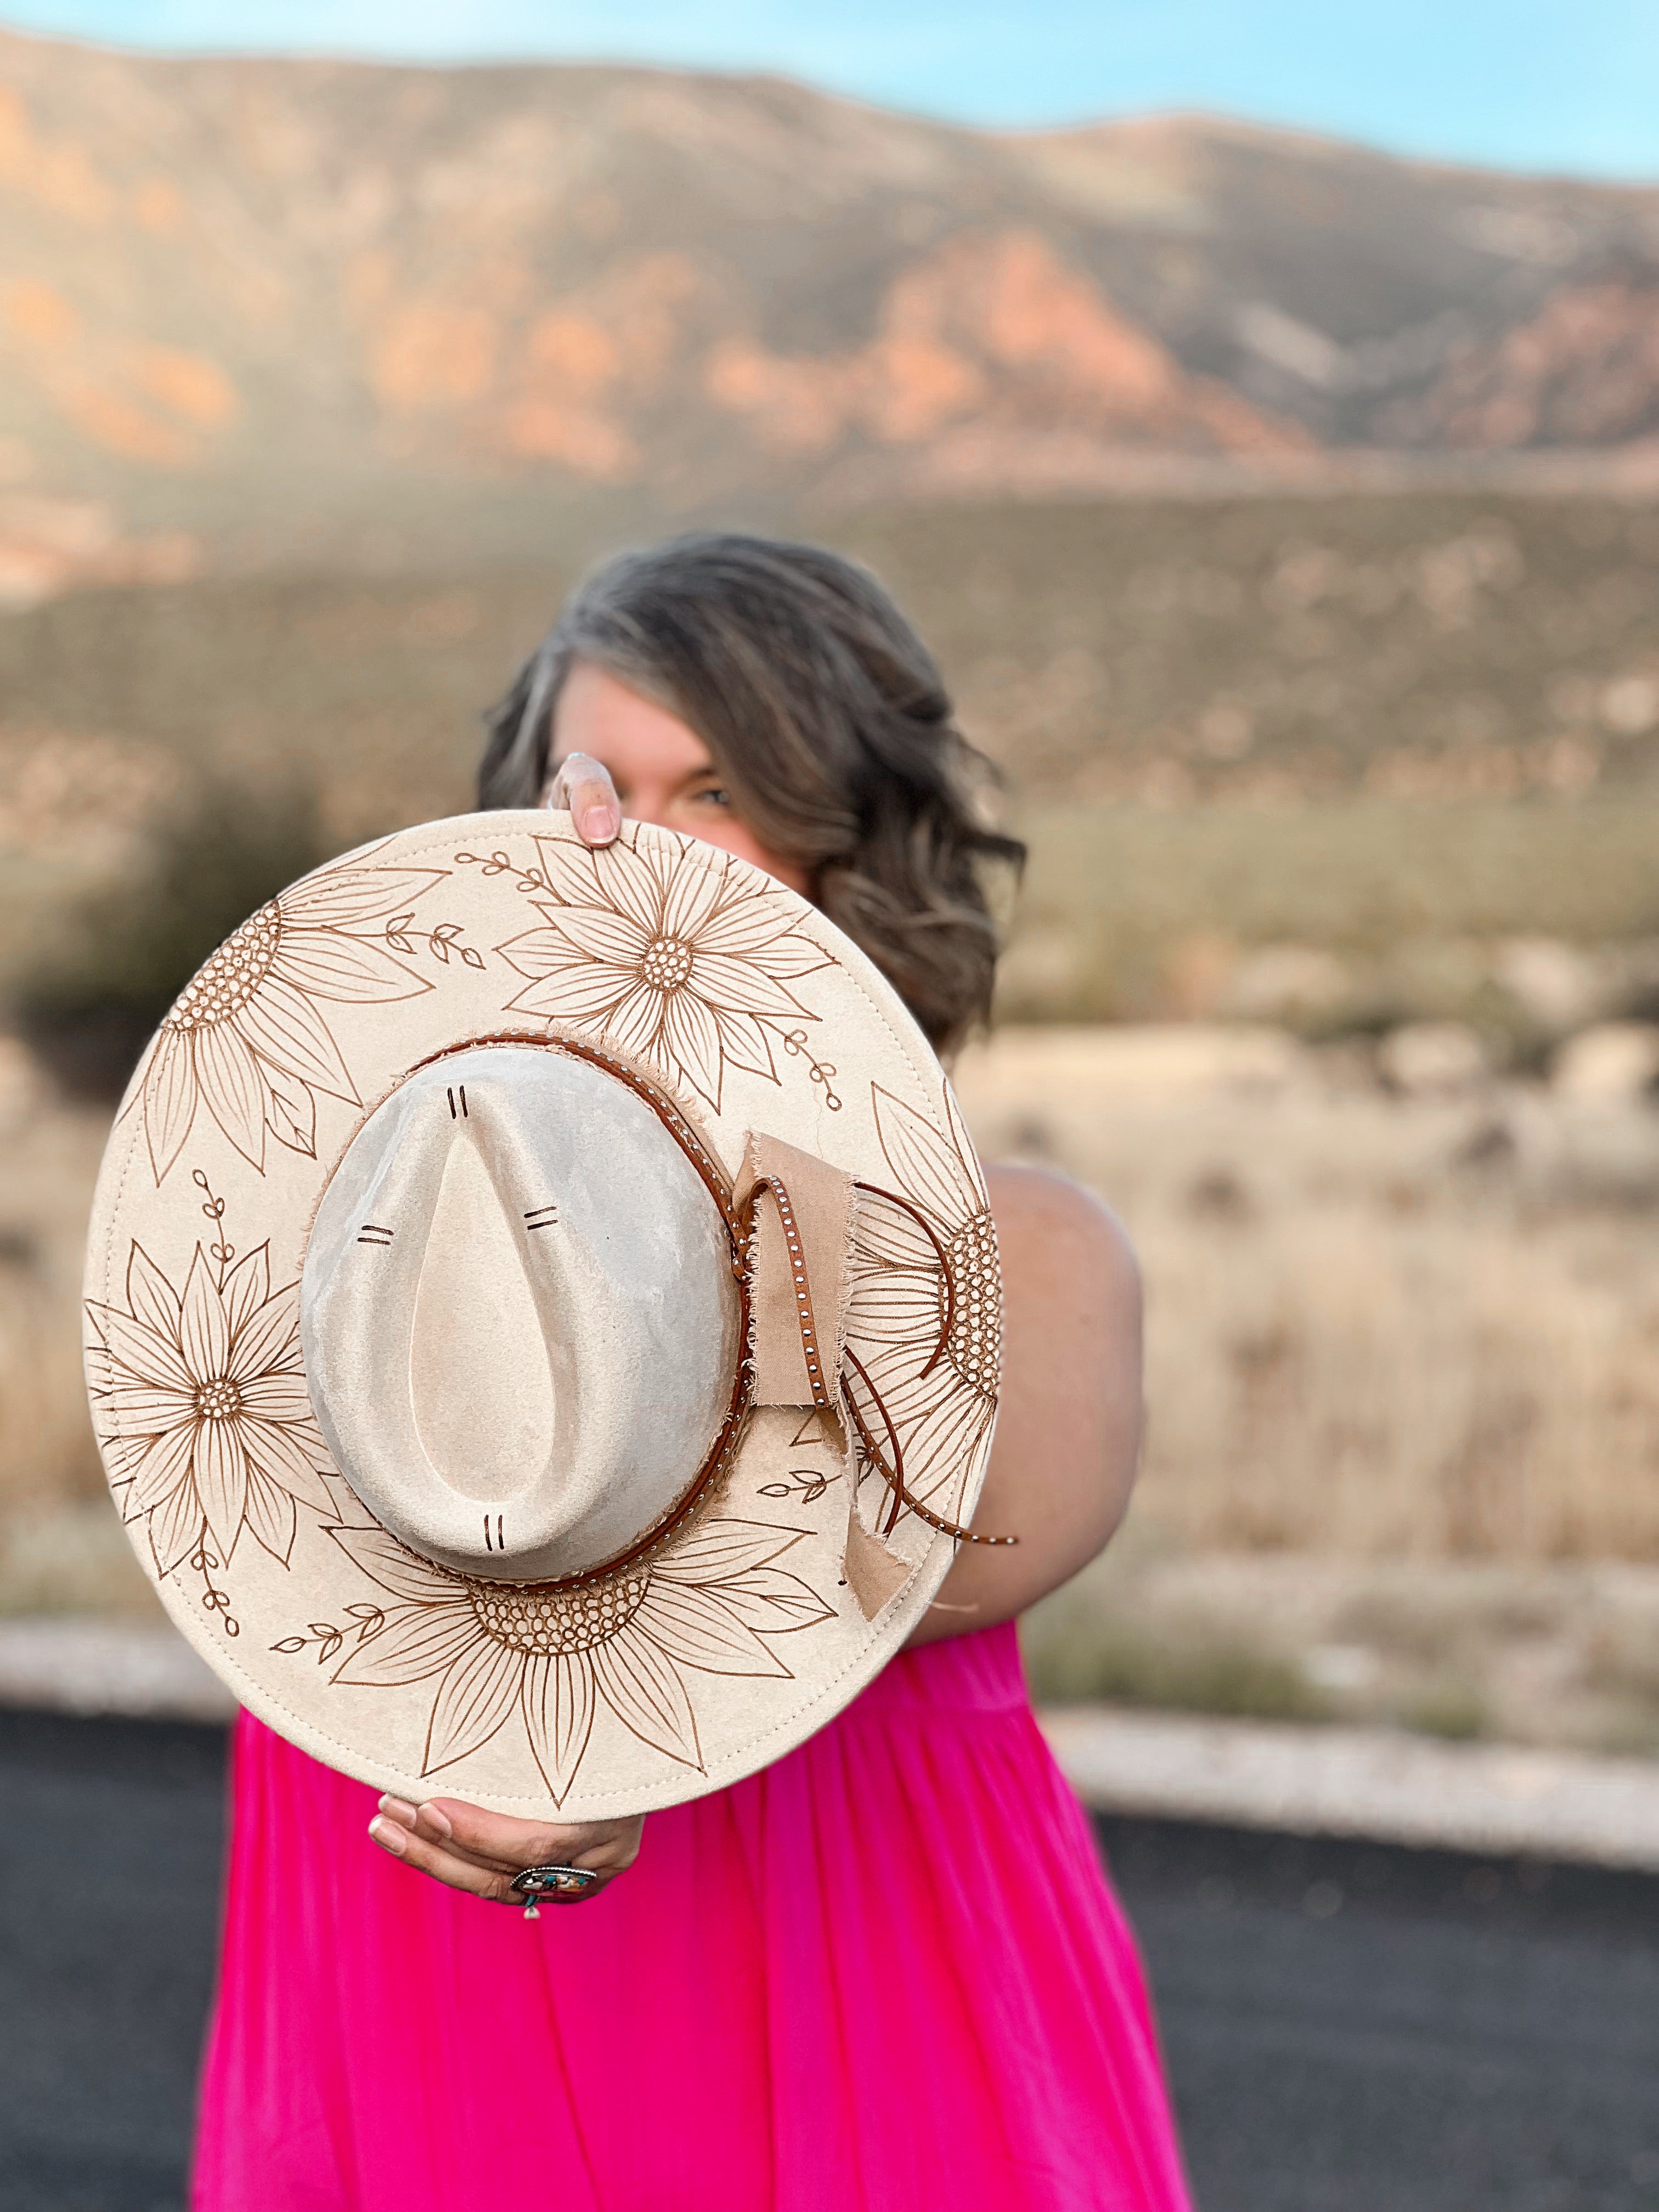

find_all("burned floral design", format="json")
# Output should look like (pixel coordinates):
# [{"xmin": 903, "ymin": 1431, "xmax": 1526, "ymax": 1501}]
[
  {"xmin": 303, "ymin": 1519, "xmax": 833, "ymax": 1799},
  {"xmin": 843, "ymin": 1084, "xmax": 1001, "ymax": 1524},
  {"xmin": 86, "ymin": 1239, "xmax": 335, "ymax": 1581},
  {"xmin": 138, "ymin": 863, "xmax": 449, "ymax": 1184},
  {"xmin": 493, "ymin": 830, "xmax": 829, "ymax": 1113}
]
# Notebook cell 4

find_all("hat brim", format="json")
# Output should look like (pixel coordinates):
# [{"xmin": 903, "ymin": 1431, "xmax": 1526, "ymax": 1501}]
[{"xmin": 83, "ymin": 812, "xmax": 998, "ymax": 1817}]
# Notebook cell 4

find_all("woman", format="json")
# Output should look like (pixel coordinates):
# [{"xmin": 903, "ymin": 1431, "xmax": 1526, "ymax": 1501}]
[{"xmin": 194, "ymin": 533, "xmax": 1191, "ymax": 2210}]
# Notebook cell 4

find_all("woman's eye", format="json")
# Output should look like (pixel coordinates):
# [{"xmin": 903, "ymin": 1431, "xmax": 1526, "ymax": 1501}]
[{"xmin": 692, "ymin": 785, "xmax": 732, "ymax": 809}]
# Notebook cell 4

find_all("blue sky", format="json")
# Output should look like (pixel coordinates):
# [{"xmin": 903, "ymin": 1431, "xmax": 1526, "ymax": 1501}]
[{"xmin": 3, "ymin": 0, "xmax": 1655, "ymax": 182}]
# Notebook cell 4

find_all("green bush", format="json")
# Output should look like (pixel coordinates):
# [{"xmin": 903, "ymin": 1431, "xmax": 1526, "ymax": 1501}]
[
  {"xmin": 1397, "ymin": 1677, "xmax": 1491, "ymax": 1741},
  {"xmin": 1024, "ymin": 1615, "xmax": 1331, "ymax": 1723},
  {"xmin": 18, "ymin": 774, "xmax": 334, "ymax": 1099}
]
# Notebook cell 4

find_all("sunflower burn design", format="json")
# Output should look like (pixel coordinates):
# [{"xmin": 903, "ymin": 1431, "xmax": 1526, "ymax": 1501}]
[
  {"xmin": 482, "ymin": 830, "xmax": 833, "ymax": 1114},
  {"xmin": 85, "ymin": 1224, "xmax": 336, "ymax": 1620},
  {"xmin": 298, "ymin": 1520, "xmax": 833, "ymax": 1801},
  {"xmin": 843, "ymin": 1084, "xmax": 1002, "ymax": 1529},
  {"xmin": 137, "ymin": 863, "xmax": 452, "ymax": 1184}
]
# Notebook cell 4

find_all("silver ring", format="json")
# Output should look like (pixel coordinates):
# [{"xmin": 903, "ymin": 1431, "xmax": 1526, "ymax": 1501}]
[{"xmin": 512, "ymin": 1863, "xmax": 601, "ymax": 1902}]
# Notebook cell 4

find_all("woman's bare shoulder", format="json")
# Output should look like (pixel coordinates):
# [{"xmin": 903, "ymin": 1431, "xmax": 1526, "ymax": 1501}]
[
  {"xmin": 896, "ymin": 1158, "xmax": 1143, "ymax": 1644},
  {"xmin": 983, "ymin": 1162, "xmax": 1140, "ymax": 1306}
]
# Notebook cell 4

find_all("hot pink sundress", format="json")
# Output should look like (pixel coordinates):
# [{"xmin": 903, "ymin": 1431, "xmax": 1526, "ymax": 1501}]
[{"xmin": 193, "ymin": 1620, "xmax": 1191, "ymax": 2210}]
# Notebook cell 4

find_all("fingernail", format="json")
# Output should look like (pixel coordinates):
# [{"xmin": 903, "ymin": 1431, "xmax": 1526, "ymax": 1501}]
[
  {"xmin": 416, "ymin": 1801, "xmax": 453, "ymax": 1840},
  {"xmin": 579, "ymin": 800, "xmax": 620, "ymax": 840},
  {"xmin": 368, "ymin": 1815, "xmax": 407, "ymax": 1856},
  {"xmin": 377, "ymin": 1794, "xmax": 418, "ymax": 1827}
]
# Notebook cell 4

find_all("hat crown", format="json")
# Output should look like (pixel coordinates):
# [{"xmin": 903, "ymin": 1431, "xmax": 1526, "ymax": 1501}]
[{"xmin": 300, "ymin": 1044, "xmax": 740, "ymax": 1584}]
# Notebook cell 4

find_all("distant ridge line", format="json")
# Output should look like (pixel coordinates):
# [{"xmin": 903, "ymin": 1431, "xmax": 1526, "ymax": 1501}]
[{"xmin": 0, "ymin": 25, "xmax": 1656, "ymax": 571}]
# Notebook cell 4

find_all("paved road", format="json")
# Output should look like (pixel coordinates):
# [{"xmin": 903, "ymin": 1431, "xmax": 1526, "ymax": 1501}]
[{"xmin": 2, "ymin": 1709, "xmax": 1657, "ymax": 2212}]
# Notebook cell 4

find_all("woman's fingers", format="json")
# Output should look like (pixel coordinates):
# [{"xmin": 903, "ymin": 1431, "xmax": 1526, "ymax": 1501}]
[
  {"xmin": 423, "ymin": 1795, "xmax": 642, "ymax": 1877},
  {"xmin": 373, "ymin": 1794, "xmax": 499, "ymax": 1875},
  {"xmin": 543, "ymin": 751, "xmax": 620, "ymax": 845},
  {"xmin": 376, "ymin": 1787, "xmax": 539, "ymax": 1876},
  {"xmin": 368, "ymin": 1811, "xmax": 509, "ymax": 1903},
  {"xmin": 368, "ymin": 1793, "xmax": 643, "ymax": 1905}
]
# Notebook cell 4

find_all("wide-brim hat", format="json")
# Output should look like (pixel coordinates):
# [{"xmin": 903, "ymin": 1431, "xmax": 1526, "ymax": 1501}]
[{"xmin": 83, "ymin": 812, "xmax": 1002, "ymax": 1818}]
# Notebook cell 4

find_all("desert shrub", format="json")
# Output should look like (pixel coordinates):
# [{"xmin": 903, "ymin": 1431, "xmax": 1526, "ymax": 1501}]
[
  {"xmin": 1023, "ymin": 1612, "xmax": 1330, "ymax": 1722},
  {"xmin": 1398, "ymin": 1678, "xmax": 1491, "ymax": 1741},
  {"xmin": 16, "ymin": 774, "xmax": 333, "ymax": 1098}
]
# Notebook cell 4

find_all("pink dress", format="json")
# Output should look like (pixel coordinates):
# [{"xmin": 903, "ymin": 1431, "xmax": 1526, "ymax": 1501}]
[{"xmin": 193, "ymin": 1621, "xmax": 1191, "ymax": 2210}]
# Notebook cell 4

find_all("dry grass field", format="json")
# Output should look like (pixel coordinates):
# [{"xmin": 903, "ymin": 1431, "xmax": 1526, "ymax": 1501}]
[
  {"xmin": 5, "ymin": 1019, "xmax": 1659, "ymax": 1753},
  {"xmin": 962, "ymin": 1028, "xmax": 1659, "ymax": 1753},
  {"xmin": 958, "ymin": 1026, "xmax": 1659, "ymax": 1564}
]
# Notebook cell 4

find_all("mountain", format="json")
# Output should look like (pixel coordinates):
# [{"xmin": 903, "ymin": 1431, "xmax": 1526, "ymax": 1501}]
[{"xmin": 2, "ymin": 28, "xmax": 1659, "ymax": 581}]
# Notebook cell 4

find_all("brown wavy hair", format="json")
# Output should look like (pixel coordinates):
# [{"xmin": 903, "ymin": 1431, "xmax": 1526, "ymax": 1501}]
[{"xmin": 477, "ymin": 532, "xmax": 1023, "ymax": 1057}]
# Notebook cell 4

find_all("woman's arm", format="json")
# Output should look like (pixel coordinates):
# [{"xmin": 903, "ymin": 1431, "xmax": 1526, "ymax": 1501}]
[{"xmin": 903, "ymin": 1164, "xmax": 1143, "ymax": 1648}]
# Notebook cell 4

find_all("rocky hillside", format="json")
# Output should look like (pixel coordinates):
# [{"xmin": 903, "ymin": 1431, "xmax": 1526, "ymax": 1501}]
[{"xmin": 3, "ymin": 30, "xmax": 1659, "ymax": 583}]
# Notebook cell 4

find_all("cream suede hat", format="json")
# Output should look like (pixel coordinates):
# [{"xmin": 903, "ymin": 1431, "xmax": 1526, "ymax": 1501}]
[{"xmin": 83, "ymin": 812, "xmax": 1003, "ymax": 1817}]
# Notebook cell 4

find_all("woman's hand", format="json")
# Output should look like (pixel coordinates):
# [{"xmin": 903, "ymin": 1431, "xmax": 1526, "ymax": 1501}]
[
  {"xmin": 543, "ymin": 750, "xmax": 621, "ymax": 845},
  {"xmin": 368, "ymin": 1793, "xmax": 644, "ymax": 1906}
]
